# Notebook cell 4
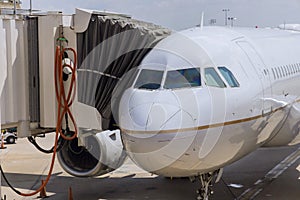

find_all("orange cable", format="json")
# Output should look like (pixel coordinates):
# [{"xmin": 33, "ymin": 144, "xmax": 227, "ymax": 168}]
[{"xmin": 17, "ymin": 46, "xmax": 78, "ymax": 196}]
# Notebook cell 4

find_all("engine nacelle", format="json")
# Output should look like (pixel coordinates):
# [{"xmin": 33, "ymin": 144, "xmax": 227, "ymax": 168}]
[{"xmin": 57, "ymin": 130, "xmax": 127, "ymax": 177}]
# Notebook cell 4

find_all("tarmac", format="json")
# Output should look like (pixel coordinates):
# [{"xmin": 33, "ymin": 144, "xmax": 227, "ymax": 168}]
[{"xmin": 0, "ymin": 133, "xmax": 299, "ymax": 200}]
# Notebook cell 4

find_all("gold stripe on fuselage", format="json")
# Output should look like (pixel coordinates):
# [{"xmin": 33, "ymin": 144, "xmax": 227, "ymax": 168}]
[
  {"xmin": 121, "ymin": 115, "xmax": 261, "ymax": 135},
  {"xmin": 121, "ymin": 100, "xmax": 299, "ymax": 135}
]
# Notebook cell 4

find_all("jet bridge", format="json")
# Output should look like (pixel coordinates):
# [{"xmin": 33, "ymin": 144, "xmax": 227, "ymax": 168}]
[
  {"xmin": 75, "ymin": 9, "xmax": 171, "ymax": 130},
  {"xmin": 0, "ymin": 8, "xmax": 171, "ymax": 137}
]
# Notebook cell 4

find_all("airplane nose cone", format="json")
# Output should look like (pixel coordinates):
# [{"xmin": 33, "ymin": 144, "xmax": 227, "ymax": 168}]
[
  {"xmin": 119, "ymin": 88, "xmax": 200, "ymax": 174},
  {"xmin": 119, "ymin": 88, "xmax": 199, "ymax": 158},
  {"xmin": 128, "ymin": 103, "xmax": 153, "ymax": 130},
  {"xmin": 121, "ymin": 90, "xmax": 182, "ymax": 133},
  {"xmin": 146, "ymin": 103, "xmax": 179, "ymax": 131}
]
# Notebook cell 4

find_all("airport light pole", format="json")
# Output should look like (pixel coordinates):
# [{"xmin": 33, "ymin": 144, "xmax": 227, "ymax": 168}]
[
  {"xmin": 222, "ymin": 9, "xmax": 230, "ymax": 26},
  {"xmin": 228, "ymin": 17, "xmax": 237, "ymax": 27},
  {"xmin": 209, "ymin": 19, "xmax": 216, "ymax": 26},
  {"xmin": 30, "ymin": 0, "xmax": 32, "ymax": 15},
  {"xmin": 13, "ymin": 0, "xmax": 16, "ymax": 15}
]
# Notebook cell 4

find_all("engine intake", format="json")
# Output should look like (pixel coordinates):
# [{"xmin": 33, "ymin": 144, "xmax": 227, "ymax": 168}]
[{"xmin": 57, "ymin": 130, "xmax": 127, "ymax": 177}]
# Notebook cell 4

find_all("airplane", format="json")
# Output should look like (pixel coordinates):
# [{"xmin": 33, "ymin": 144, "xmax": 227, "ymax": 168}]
[
  {"xmin": 1, "ymin": 8, "xmax": 300, "ymax": 200},
  {"xmin": 116, "ymin": 25, "xmax": 300, "ymax": 199}
]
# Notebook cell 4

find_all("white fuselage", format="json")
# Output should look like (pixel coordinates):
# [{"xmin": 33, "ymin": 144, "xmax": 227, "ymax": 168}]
[{"xmin": 118, "ymin": 26, "xmax": 300, "ymax": 177}]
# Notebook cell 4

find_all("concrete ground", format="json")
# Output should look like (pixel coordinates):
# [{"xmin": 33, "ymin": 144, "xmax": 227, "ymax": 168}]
[{"xmin": 0, "ymin": 134, "xmax": 299, "ymax": 200}]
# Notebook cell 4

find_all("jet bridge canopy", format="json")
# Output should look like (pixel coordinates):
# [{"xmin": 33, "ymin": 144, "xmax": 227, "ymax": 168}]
[{"xmin": 75, "ymin": 9, "xmax": 171, "ymax": 129}]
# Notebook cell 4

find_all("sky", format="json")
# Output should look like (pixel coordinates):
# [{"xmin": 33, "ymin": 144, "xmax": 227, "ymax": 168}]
[{"xmin": 21, "ymin": 0, "xmax": 300, "ymax": 30}]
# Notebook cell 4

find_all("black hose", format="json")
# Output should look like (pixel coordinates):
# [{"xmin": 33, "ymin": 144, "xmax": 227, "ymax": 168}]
[
  {"xmin": 0, "ymin": 165, "xmax": 22, "ymax": 195},
  {"xmin": 27, "ymin": 135, "xmax": 65, "ymax": 154}
]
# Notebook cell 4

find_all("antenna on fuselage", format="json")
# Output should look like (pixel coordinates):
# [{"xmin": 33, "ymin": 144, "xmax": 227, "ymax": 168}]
[{"xmin": 200, "ymin": 12, "xmax": 204, "ymax": 30}]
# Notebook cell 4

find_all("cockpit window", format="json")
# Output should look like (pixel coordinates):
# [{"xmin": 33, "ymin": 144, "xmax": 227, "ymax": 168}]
[
  {"xmin": 204, "ymin": 67, "xmax": 226, "ymax": 88},
  {"xmin": 134, "ymin": 69, "xmax": 163, "ymax": 90},
  {"xmin": 218, "ymin": 67, "xmax": 240, "ymax": 87},
  {"xmin": 164, "ymin": 68, "xmax": 201, "ymax": 89}
]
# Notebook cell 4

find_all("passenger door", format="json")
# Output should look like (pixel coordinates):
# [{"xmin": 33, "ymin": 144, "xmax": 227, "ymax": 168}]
[{"xmin": 236, "ymin": 41, "xmax": 273, "ymax": 115}]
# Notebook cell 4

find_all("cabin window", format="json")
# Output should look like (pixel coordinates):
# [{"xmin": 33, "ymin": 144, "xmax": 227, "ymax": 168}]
[
  {"xmin": 284, "ymin": 66, "xmax": 288, "ymax": 76},
  {"xmin": 263, "ymin": 69, "xmax": 267, "ymax": 76},
  {"xmin": 281, "ymin": 67, "xmax": 284, "ymax": 77},
  {"xmin": 275, "ymin": 68, "xmax": 279, "ymax": 79},
  {"xmin": 279, "ymin": 67, "xmax": 283, "ymax": 78},
  {"xmin": 204, "ymin": 67, "xmax": 226, "ymax": 88},
  {"xmin": 271, "ymin": 68, "xmax": 276, "ymax": 79},
  {"xmin": 218, "ymin": 67, "xmax": 240, "ymax": 87},
  {"xmin": 280, "ymin": 66, "xmax": 285, "ymax": 77},
  {"xmin": 164, "ymin": 68, "xmax": 201, "ymax": 89},
  {"xmin": 134, "ymin": 69, "xmax": 164, "ymax": 90}
]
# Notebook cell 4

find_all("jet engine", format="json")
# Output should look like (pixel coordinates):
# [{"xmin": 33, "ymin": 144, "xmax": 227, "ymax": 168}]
[{"xmin": 57, "ymin": 130, "xmax": 127, "ymax": 177}]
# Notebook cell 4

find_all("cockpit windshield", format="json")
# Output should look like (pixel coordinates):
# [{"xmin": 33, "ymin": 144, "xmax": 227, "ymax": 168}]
[
  {"xmin": 134, "ymin": 69, "xmax": 164, "ymax": 90},
  {"xmin": 204, "ymin": 67, "xmax": 226, "ymax": 88},
  {"xmin": 218, "ymin": 67, "xmax": 240, "ymax": 87},
  {"xmin": 164, "ymin": 68, "xmax": 201, "ymax": 89}
]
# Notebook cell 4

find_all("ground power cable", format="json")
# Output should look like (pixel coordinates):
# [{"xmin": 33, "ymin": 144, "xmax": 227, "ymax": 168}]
[
  {"xmin": 27, "ymin": 135, "xmax": 66, "ymax": 154},
  {"xmin": 0, "ymin": 46, "xmax": 78, "ymax": 197}
]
